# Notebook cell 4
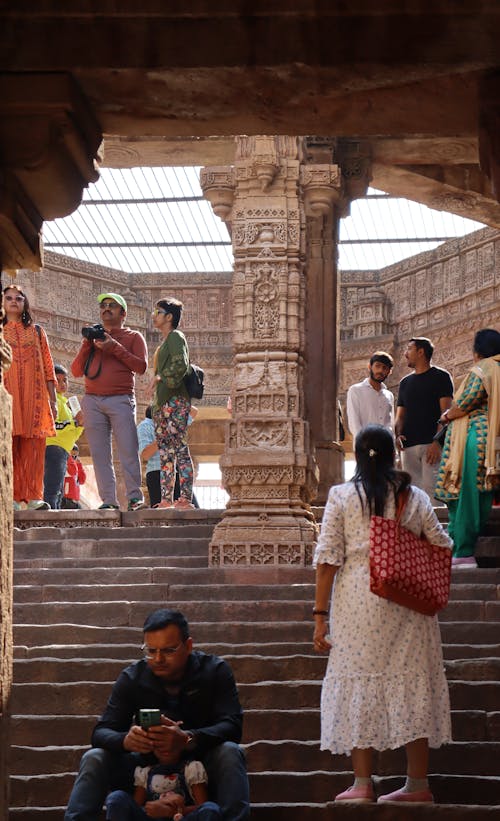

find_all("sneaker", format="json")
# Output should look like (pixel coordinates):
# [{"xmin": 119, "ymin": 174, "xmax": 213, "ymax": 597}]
[
  {"xmin": 27, "ymin": 500, "xmax": 50, "ymax": 510},
  {"xmin": 378, "ymin": 787, "xmax": 434, "ymax": 804},
  {"xmin": 127, "ymin": 499, "xmax": 145, "ymax": 511},
  {"xmin": 98, "ymin": 503, "xmax": 119, "ymax": 510},
  {"xmin": 452, "ymin": 556, "xmax": 477, "ymax": 568},
  {"xmin": 156, "ymin": 500, "xmax": 175, "ymax": 509},
  {"xmin": 334, "ymin": 784, "xmax": 375, "ymax": 804}
]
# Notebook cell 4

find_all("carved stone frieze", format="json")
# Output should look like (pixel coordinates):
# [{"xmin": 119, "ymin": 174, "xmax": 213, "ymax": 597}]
[{"xmin": 209, "ymin": 540, "xmax": 316, "ymax": 566}]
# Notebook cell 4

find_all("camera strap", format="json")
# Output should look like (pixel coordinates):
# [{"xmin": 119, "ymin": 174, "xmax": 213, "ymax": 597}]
[{"xmin": 83, "ymin": 349, "xmax": 103, "ymax": 380}]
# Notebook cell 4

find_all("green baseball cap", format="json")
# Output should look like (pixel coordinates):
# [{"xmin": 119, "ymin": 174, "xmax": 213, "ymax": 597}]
[{"xmin": 98, "ymin": 292, "xmax": 127, "ymax": 312}]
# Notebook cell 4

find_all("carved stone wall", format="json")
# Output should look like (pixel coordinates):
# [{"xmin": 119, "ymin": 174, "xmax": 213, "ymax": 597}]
[
  {"xmin": 9, "ymin": 223, "xmax": 500, "ymax": 464},
  {"xmin": 339, "ymin": 226, "xmax": 500, "ymax": 448},
  {"xmin": 5, "ymin": 256, "xmax": 233, "ymax": 463}
]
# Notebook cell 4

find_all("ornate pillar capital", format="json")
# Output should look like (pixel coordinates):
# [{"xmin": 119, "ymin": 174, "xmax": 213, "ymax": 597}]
[
  {"xmin": 300, "ymin": 164, "xmax": 343, "ymax": 217},
  {"xmin": 200, "ymin": 167, "xmax": 236, "ymax": 221}
]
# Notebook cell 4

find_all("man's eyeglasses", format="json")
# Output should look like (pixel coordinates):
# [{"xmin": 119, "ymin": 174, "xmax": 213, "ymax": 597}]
[
  {"xmin": 100, "ymin": 301, "xmax": 120, "ymax": 310},
  {"xmin": 152, "ymin": 309, "xmax": 167, "ymax": 316},
  {"xmin": 141, "ymin": 642, "xmax": 184, "ymax": 659}
]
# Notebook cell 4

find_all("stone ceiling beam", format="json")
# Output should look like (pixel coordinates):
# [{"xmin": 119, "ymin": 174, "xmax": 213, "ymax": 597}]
[
  {"xmin": 102, "ymin": 136, "xmax": 479, "ymax": 170},
  {"xmin": 370, "ymin": 138, "xmax": 478, "ymax": 166},
  {"xmin": 102, "ymin": 137, "xmax": 237, "ymax": 168},
  {"xmin": 1, "ymin": 3, "xmax": 499, "ymax": 71},
  {"xmin": 82, "ymin": 71, "xmax": 481, "ymax": 139},
  {"xmin": 371, "ymin": 162, "xmax": 500, "ymax": 228}
]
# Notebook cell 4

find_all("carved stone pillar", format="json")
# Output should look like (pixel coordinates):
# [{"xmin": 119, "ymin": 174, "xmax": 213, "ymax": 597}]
[
  {"xmin": 202, "ymin": 136, "xmax": 322, "ymax": 565},
  {"xmin": 0, "ymin": 73, "xmax": 102, "ymax": 819},
  {"xmin": 303, "ymin": 183, "xmax": 344, "ymax": 504},
  {"xmin": 302, "ymin": 139, "xmax": 371, "ymax": 503}
]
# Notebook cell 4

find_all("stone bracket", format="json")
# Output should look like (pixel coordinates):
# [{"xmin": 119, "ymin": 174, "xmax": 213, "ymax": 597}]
[{"xmin": 0, "ymin": 72, "xmax": 102, "ymax": 231}]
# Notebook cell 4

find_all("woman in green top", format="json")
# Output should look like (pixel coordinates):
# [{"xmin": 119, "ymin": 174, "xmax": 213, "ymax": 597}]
[{"xmin": 151, "ymin": 297, "xmax": 194, "ymax": 509}]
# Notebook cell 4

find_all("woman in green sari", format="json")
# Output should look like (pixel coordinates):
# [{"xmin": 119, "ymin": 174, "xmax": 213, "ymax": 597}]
[{"xmin": 435, "ymin": 328, "xmax": 500, "ymax": 567}]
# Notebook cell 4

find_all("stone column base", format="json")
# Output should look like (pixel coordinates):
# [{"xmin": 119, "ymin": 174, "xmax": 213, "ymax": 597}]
[{"xmin": 209, "ymin": 510, "xmax": 319, "ymax": 566}]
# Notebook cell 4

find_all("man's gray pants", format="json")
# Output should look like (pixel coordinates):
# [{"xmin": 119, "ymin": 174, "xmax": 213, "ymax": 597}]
[
  {"xmin": 81, "ymin": 394, "xmax": 143, "ymax": 506},
  {"xmin": 401, "ymin": 443, "xmax": 440, "ymax": 501}
]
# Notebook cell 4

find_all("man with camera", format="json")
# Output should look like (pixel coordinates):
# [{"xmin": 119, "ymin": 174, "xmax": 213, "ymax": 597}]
[
  {"xmin": 71, "ymin": 292, "xmax": 148, "ymax": 511},
  {"xmin": 64, "ymin": 609, "xmax": 250, "ymax": 821}
]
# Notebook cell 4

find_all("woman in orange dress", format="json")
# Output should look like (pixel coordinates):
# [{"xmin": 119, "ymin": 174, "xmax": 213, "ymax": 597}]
[{"xmin": 3, "ymin": 284, "xmax": 57, "ymax": 509}]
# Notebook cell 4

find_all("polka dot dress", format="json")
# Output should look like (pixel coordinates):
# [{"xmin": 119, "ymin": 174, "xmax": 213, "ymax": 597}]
[{"xmin": 313, "ymin": 482, "xmax": 453, "ymax": 754}]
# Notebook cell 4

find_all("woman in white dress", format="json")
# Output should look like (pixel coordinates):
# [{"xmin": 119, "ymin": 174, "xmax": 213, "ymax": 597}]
[{"xmin": 313, "ymin": 424, "xmax": 452, "ymax": 805}]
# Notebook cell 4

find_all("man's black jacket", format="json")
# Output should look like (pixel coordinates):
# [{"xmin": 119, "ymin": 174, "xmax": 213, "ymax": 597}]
[{"xmin": 91, "ymin": 651, "xmax": 243, "ymax": 755}]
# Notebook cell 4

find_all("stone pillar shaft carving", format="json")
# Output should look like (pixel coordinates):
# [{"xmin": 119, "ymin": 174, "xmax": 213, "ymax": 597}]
[
  {"xmin": 202, "ymin": 136, "xmax": 344, "ymax": 564},
  {"xmin": 304, "ymin": 208, "xmax": 344, "ymax": 504}
]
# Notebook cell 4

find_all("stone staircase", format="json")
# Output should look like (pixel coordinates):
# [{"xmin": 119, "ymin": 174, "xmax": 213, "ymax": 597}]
[{"xmin": 8, "ymin": 509, "xmax": 500, "ymax": 820}]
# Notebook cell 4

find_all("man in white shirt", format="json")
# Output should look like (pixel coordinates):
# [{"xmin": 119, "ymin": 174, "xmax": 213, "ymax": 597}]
[{"xmin": 346, "ymin": 351, "xmax": 395, "ymax": 440}]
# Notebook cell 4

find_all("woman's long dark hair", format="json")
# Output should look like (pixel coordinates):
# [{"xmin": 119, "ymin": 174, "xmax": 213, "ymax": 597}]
[
  {"xmin": 352, "ymin": 424, "xmax": 411, "ymax": 516},
  {"xmin": 2, "ymin": 284, "xmax": 33, "ymax": 328}
]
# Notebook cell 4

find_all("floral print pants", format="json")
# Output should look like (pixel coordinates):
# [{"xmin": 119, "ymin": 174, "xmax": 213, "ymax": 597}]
[{"xmin": 153, "ymin": 397, "xmax": 193, "ymax": 503}]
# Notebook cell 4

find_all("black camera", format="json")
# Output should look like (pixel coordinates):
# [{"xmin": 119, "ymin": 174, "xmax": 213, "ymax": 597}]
[{"xmin": 81, "ymin": 323, "xmax": 106, "ymax": 341}]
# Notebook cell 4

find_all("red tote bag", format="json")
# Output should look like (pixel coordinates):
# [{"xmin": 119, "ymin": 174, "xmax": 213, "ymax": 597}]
[{"xmin": 369, "ymin": 491, "xmax": 452, "ymax": 616}]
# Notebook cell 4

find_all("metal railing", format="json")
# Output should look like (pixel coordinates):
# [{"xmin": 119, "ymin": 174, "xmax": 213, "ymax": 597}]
[{"xmin": 193, "ymin": 479, "xmax": 229, "ymax": 510}]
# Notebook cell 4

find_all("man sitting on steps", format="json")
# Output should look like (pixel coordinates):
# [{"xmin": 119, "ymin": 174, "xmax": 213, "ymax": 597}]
[{"xmin": 64, "ymin": 609, "xmax": 250, "ymax": 821}]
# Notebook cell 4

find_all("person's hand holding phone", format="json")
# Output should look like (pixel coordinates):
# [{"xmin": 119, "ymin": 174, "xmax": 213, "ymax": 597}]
[{"xmin": 123, "ymin": 723, "xmax": 155, "ymax": 753}]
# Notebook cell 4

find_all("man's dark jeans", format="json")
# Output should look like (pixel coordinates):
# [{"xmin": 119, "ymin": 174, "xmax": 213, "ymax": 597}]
[{"xmin": 64, "ymin": 742, "xmax": 250, "ymax": 821}]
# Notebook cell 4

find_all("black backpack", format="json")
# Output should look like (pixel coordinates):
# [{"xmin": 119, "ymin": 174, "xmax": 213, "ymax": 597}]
[{"xmin": 184, "ymin": 363, "xmax": 204, "ymax": 400}]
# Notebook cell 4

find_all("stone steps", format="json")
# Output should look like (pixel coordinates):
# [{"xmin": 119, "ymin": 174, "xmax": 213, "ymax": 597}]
[
  {"xmin": 13, "ymin": 641, "xmax": 500, "ymax": 661},
  {"xmin": 13, "ymin": 598, "xmax": 500, "ymax": 624},
  {"xmin": 13, "ymin": 566, "xmax": 316, "ymax": 584},
  {"xmin": 13, "ymin": 539, "xmax": 211, "ymax": 560},
  {"xmin": 12, "ymin": 581, "xmax": 500, "ymax": 603},
  {"xmin": 10, "ymin": 739, "xmax": 500, "ymax": 778},
  {"xmin": 12, "ymin": 619, "xmax": 500, "ymax": 646},
  {"xmin": 10, "ymin": 679, "xmax": 500, "ymax": 715},
  {"xmin": 9, "ymin": 709, "xmax": 500, "ymax": 747},
  {"xmin": 10, "ymin": 805, "xmax": 500, "ymax": 821},
  {"xmin": 11, "ymin": 655, "xmax": 500, "ymax": 684},
  {"xmin": 9, "ymin": 519, "xmax": 500, "ymax": 820}
]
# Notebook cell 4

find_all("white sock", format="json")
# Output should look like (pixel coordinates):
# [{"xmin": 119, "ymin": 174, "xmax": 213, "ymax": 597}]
[
  {"xmin": 404, "ymin": 777, "xmax": 429, "ymax": 792},
  {"xmin": 353, "ymin": 777, "xmax": 371, "ymax": 788}
]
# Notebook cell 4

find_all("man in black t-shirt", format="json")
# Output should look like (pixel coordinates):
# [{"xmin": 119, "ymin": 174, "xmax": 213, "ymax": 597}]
[{"xmin": 395, "ymin": 337, "xmax": 453, "ymax": 499}]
